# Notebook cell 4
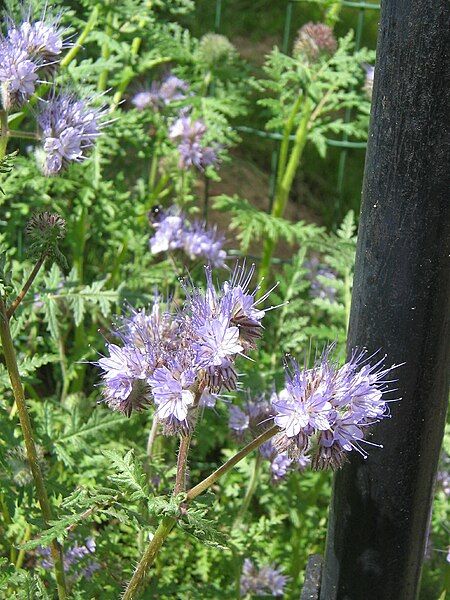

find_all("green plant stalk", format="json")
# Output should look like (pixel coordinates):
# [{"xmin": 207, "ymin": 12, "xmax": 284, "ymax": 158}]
[
  {"xmin": 121, "ymin": 425, "xmax": 279, "ymax": 599},
  {"xmin": 8, "ymin": 7, "xmax": 99, "ymax": 129},
  {"xmin": 0, "ymin": 297, "xmax": 67, "ymax": 599},
  {"xmin": 15, "ymin": 523, "xmax": 32, "ymax": 569},
  {"xmin": 97, "ymin": 9, "xmax": 113, "ymax": 92},
  {"xmin": 232, "ymin": 453, "xmax": 263, "ymax": 528},
  {"xmin": 0, "ymin": 492, "xmax": 16, "ymax": 563},
  {"xmin": 257, "ymin": 99, "xmax": 313, "ymax": 295},
  {"xmin": 7, "ymin": 254, "xmax": 47, "ymax": 319},
  {"xmin": 0, "ymin": 110, "xmax": 8, "ymax": 160}
]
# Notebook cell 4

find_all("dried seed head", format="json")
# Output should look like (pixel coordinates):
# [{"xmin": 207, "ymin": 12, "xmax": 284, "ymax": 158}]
[
  {"xmin": 198, "ymin": 33, "xmax": 236, "ymax": 66},
  {"xmin": 293, "ymin": 22, "xmax": 337, "ymax": 63}
]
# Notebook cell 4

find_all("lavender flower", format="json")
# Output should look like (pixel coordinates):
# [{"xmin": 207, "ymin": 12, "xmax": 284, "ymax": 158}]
[
  {"xmin": 169, "ymin": 114, "xmax": 218, "ymax": 170},
  {"xmin": 97, "ymin": 264, "xmax": 273, "ymax": 430},
  {"xmin": 7, "ymin": 17, "xmax": 65, "ymax": 65},
  {"xmin": 149, "ymin": 208, "xmax": 185, "ymax": 254},
  {"xmin": 293, "ymin": 22, "xmax": 337, "ymax": 63},
  {"xmin": 272, "ymin": 348, "xmax": 399, "ymax": 469},
  {"xmin": 37, "ymin": 537, "xmax": 99, "ymax": 580},
  {"xmin": 229, "ymin": 394, "xmax": 274, "ymax": 439},
  {"xmin": 149, "ymin": 207, "xmax": 227, "ymax": 267},
  {"xmin": 147, "ymin": 361, "xmax": 196, "ymax": 429},
  {"xmin": 187, "ymin": 264, "xmax": 270, "ymax": 390},
  {"xmin": 96, "ymin": 344, "xmax": 153, "ymax": 416},
  {"xmin": 183, "ymin": 221, "xmax": 227, "ymax": 267},
  {"xmin": 0, "ymin": 44, "xmax": 38, "ymax": 109},
  {"xmin": 363, "ymin": 63, "xmax": 374, "ymax": 98},
  {"xmin": 305, "ymin": 256, "xmax": 337, "ymax": 302},
  {"xmin": 240, "ymin": 558, "xmax": 289, "ymax": 597},
  {"xmin": 132, "ymin": 74, "xmax": 188, "ymax": 110},
  {"xmin": 37, "ymin": 93, "xmax": 106, "ymax": 175}
]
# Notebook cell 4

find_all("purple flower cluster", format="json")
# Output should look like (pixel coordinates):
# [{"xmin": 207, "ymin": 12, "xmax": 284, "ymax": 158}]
[
  {"xmin": 363, "ymin": 63, "xmax": 374, "ymax": 98},
  {"xmin": 272, "ymin": 348, "xmax": 398, "ymax": 469},
  {"xmin": 132, "ymin": 73, "xmax": 188, "ymax": 111},
  {"xmin": 228, "ymin": 393, "xmax": 310, "ymax": 483},
  {"xmin": 304, "ymin": 256, "xmax": 337, "ymax": 302},
  {"xmin": 240, "ymin": 558, "xmax": 289, "ymax": 597},
  {"xmin": 0, "ymin": 8, "xmax": 66, "ymax": 109},
  {"xmin": 37, "ymin": 537, "xmax": 99, "ymax": 580},
  {"xmin": 37, "ymin": 93, "xmax": 107, "ymax": 175},
  {"xmin": 96, "ymin": 264, "xmax": 270, "ymax": 433},
  {"xmin": 149, "ymin": 207, "xmax": 227, "ymax": 267},
  {"xmin": 169, "ymin": 113, "xmax": 218, "ymax": 170}
]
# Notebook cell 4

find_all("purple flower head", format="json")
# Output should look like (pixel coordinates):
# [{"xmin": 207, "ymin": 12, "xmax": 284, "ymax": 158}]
[
  {"xmin": 183, "ymin": 222, "xmax": 227, "ymax": 268},
  {"xmin": 147, "ymin": 359, "xmax": 196, "ymax": 431},
  {"xmin": 132, "ymin": 74, "xmax": 188, "ymax": 111},
  {"xmin": 37, "ymin": 93, "xmax": 107, "ymax": 175},
  {"xmin": 149, "ymin": 208, "xmax": 186, "ymax": 254},
  {"xmin": 272, "ymin": 347, "xmax": 399, "ymax": 468},
  {"xmin": 149, "ymin": 208, "xmax": 227, "ymax": 267},
  {"xmin": 305, "ymin": 256, "xmax": 337, "ymax": 302},
  {"xmin": 270, "ymin": 453, "xmax": 292, "ymax": 482},
  {"xmin": 96, "ymin": 343, "xmax": 153, "ymax": 416},
  {"xmin": 229, "ymin": 393, "xmax": 274, "ymax": 440},
  {"xmin": 185, "ymin": 264, "xmax": 275, "ymax": 391},
  {"xmin": 363, "ymin": 63, "xmax": 374, "ymax": 98},
  {"xmin": 0, "ymin": 43, "xmax": 38, "ymax": 109},
  {"xmin": 37, "ymin": 536, "xmax": 99, "ymax": 581},
  {"xmin": 132, "ymin": 88, "xmax": 160, "ymax": 111},
  {"xmin": 240, "ymin": 558, "xmax": 289, "ymax": 597},
  {"xmin": 158, "ymin": 74, "xmax": 188, "ymax": 103},
  {"xmin": 169, "ymin": 113, "xmax": 218, "ymax": 171},
  {"xmin": 7, "ymin": 18, "xmax": 65, "ymax": 64}
]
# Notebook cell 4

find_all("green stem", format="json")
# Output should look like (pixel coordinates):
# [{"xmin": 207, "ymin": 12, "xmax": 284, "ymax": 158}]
[
  {"xmin": 187, "ymin": 425, "xmax": 279, "ymax": 502},
  {"xmin": 7, "ymin": 254, "xmax": 46, "ymax": 319},
  {"xmin": 15, "ymin": 523, "xmax": 32, "ymax": 569},
  {"xmin": 173, "ymin": 433, "xmax": 192, "ymax": 496},
  {"xmin": 148, "ymin": 146, "xmax": 159, "ymax": 193},
  {"xmin": 0, "ymin": 110, "xmax": 8, "ymax": 160},
  {"xmin": 122, "ymin": 425, "xmax": 280, "ymax": 599},
  {"xmin": 8, "ymin": 130, "xmax": 40, "ymax": 141},
  {"xmin": 232, "ymin": 453, "xmax": 263, "ymax": 528},
  {"xmin": 0, "ymin": 298, "xmax": 67, "ymax": 598},
  {"xmin": 60, "ymin": 7, "xmax": 99, "ymax": 68},
  {"xmin": 0, "ymin": 492, "xmax": 16, "ymax": 563},
  {"xmin": 258, "ymin": 99, "xmax": 313, "ymax": 295},
  {"xmin": 122, "ymin": 516, "xmax": 177, "ymax": 600},
  {"xmin": 97, "ymin": 9, "xmax": 113, "ymax": 92}
]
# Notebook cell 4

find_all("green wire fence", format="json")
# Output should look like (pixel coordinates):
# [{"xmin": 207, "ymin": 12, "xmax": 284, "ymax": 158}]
[{"xmin": 212, "ymin": 0, "xmax": 380, "ymax": 215}]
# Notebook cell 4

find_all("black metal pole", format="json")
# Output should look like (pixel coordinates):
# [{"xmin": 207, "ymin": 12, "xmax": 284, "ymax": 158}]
[{"xmin": 320, "ymin": 1, "xmax": 450, "ymax": 599}]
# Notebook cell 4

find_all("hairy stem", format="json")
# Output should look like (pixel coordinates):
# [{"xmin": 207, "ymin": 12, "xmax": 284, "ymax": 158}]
[
  {"xmin": 122, "ymin": 425, "xmax": 280, "ymax": 599},
  {"xmin": 232, "ymin": 453, "xmax": 263, "ymax": 528},
  {"xmin": 0, "ymin": 110, "xmax": 8, "ymax": 160},
  {"xmin": 121, "ymin": 516, "xmax": 177, "ymax": 600},
  {"xmin": 146, "ymin": 417, "xmax": 159, "ymax": 459},
  {"xmin": 174, "ymin": 434, "xmax": 192, "ymax": 495},
  {"xmin": 0, "ymin": 297, "xmax": 67, "ymax": 598},
  {"xmin": 6, "ymin": 254, "xmax": 46, "ymax": 319},
  {"xmin": 257, "ymin": 99, "xmax": 313, "ymax": 295},
  {"xmin": 15, "ymin": 523, "xmax": 32, "ymax": 569}
]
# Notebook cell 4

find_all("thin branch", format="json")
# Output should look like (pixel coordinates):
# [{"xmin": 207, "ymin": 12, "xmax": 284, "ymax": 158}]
[{"xmin": 6, "ymin": 254, "xmax": 46, "ymax": 319}]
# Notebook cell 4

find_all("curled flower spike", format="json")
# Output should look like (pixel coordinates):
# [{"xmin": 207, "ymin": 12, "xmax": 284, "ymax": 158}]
[
  {"xmin": 271, "ymin": 347, "xmax": 400, "ymax": 469},
  {"xmin": 0, "ymin": 44, "xmax": 38, "ymax": 109},
  {"xmin": 37, "ymin": 92, "xmax": 108, "ymax": 175},
  {"xmin": 96, "ymin": 265, "xmax": 275, "ymax": 433},
  {"xmin": 149, "ymin": 207, "xmax": 227, "ymax": 267},
  {"xmin": 198, "ymin": 33, "xmax": 236, "ymax": 66},
  {"xmin": 169, "ymin": 113, "xmax": 218, "ymax": 171},
  {"xmin": 132, "ymin": 73, "xmax": 188, "ymax": 111},
  {"xmin": 240, "ymin": 558, "xmax": 289, "ymax": 597}
]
